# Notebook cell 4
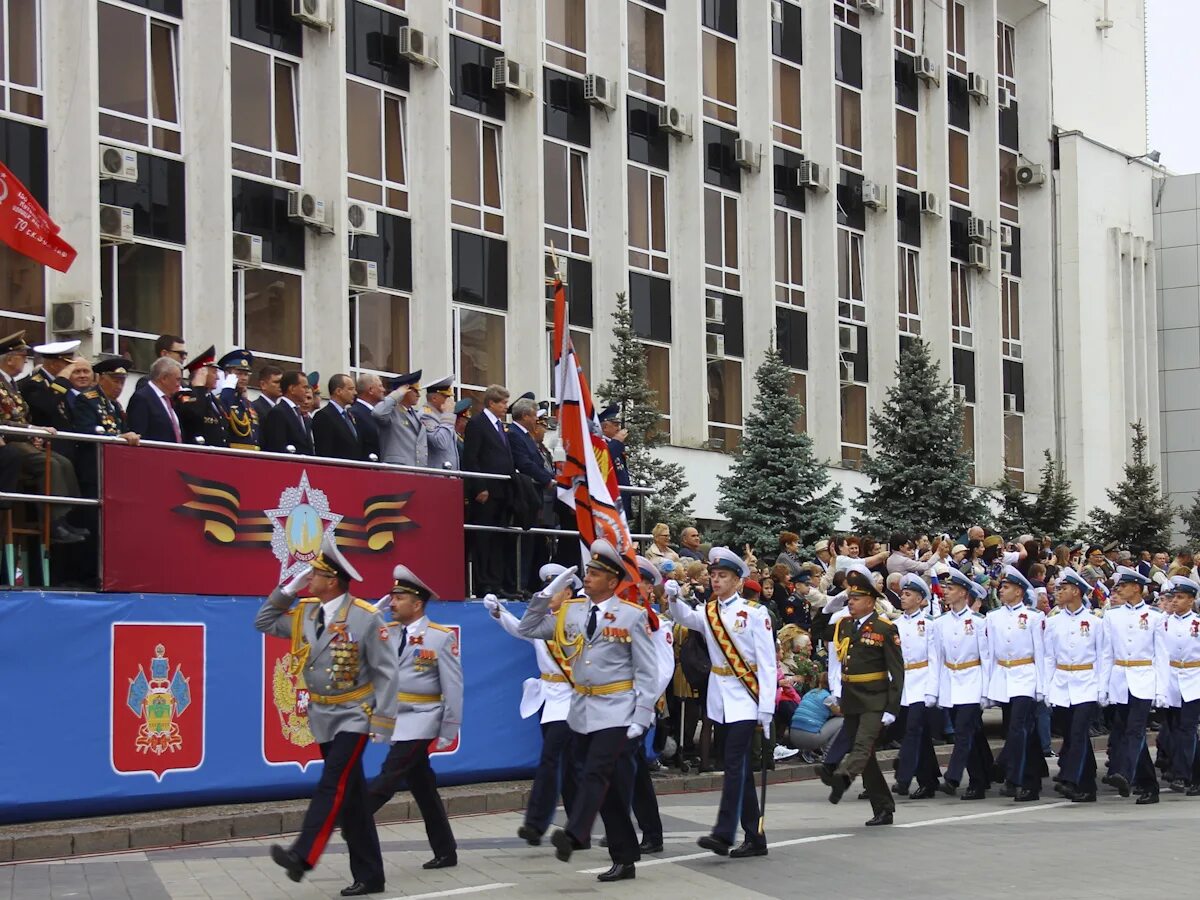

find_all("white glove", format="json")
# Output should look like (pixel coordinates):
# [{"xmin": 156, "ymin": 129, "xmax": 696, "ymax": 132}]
[
  {"xmin": 1035, "ymin": 692, "xmax": 1045, "ymax": 704},
  {"xmin": 822, "ymin": 592, "xmax": 847, "ymax": 614},
  {"xmin": 219, "ymin": 371, "xmax": 239, "ymax": 391},
  {"xmin": 1155, "ymin": 695, "xmax": 1169, "ymax": 709},
  {"xmin": 483, "ymin": 594, "xmax": 501, "ymax": 617},
  {"xmin": 281, "ymin": 565, "xmax": 314, "ymax": 597},
  {"xmin": 626, "ymin": 723, "xmax": 646, "ymax": 740},
  {"xmin": 924, "ymin": 695, "xmax": 938, "ymax": 708},
  {"xmin": 1043, "ymin": 697, "xmax": 1053, "ymax": 708},
  {"xmin": 1097, "ymin": 692, "xmax": 1109, "ymax": 708},
  {"xmin": 980, "ymin": 699, "xmax": 993, "ymax": 710},
  {"xmin": 831, "ymin": 694, "xmax": 841, "ymax": 707},
  {"xmin": 881, "ymin": 712, "xmax": 896, "ymax": 727},
  {"xmin": 435, "ymin": 737, "xmax": 455, "ymax": 750},
  {"xmin": 758, "ymin": 711, "xmax": 773, "ymax": 736},
  {"xmin": 543, "ymin": 565, "xmax": 579, "ymax": 599},
  {"xmin": 664, "ymin": 579, "xmax": 681, "ymax": 599}
]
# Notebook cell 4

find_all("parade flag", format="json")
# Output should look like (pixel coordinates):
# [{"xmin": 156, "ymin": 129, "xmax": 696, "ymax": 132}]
[
  {"xmin": 0, "ymin": 160, "xmax": 76, "ymax": 272},
  {"xmin": 551, "ymin": 275, "xmax": 640, "ymax": 591},
  {"xmin": 930, "ymin": 570, "xmax": 943, "ymax": 599},
  {"xmin": 1091, "ymin": 579, "xmax": 1110, "ymax": 607}
]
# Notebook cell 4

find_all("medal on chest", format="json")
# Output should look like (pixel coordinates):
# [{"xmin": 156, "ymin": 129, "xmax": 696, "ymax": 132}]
[
  {"xmin": 330, "ymin": 641, "xmax": 360, "ymax": 688},
  {"xmin": 1139, "ymin": 613, "xmax": 1150, "ymax": 630},
  {"xmin": 1191, "ymin": 620, "xmax": 1200, "ymax": 638},
  {"xmin": 963, "ymin": 618, "xmax": 974, "ymax": 635},
  {"xmin": 731, "ymin": 609, "xmax": 748, "ymax": 633},
  {"xmin": 916, "ymin": 619, "xmax": 925, "ymax": 636},
  {"xmin": 1078, "ymin": 620, "xmax": 1090, "ymax": 638},
  {"xmin": 1017, "ymin": 612, "xmax": 1028, "ymax": 630}
]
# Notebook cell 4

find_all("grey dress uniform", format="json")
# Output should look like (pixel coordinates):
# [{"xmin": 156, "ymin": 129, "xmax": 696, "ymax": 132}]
[
  {"xmin": 422, "ymin": 405, "xmax": 459, "ymax": 471},
  {"xmin": 373, "ymin": 391, "xmax": 429, "ymax": 466}
]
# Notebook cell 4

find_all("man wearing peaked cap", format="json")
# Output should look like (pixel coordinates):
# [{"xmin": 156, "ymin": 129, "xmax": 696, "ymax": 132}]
[
  {"xmin": 598, "ymin": 403, "xmax": 632, "ymax": 518},
  {"xmin": 365, "ymin": 564, "xmax": 462, "ymax": 874},
  {"xmin": 892, "ymin": 572, "xmax": 943, "ymax": 800},
  {"xmin": 373, "ymin": 368, "xmax": 428, "ymax": 467},
  {"xmin": 668, "ymin": 546, "xmax": 778, "ymax": 853},
  {"xmin": 421, "ymin": 375, "xmax": 458, "ymax": 472},
  {"xmin": 1158, "ymin": 574, "xmax": 1200, "ymax": 796},
  {"xmin": 986, "ymin": 565, "xmax": 1047, "ymax": 802},
  {"xmin": 255, "ymin": 534, "xmax": 400, "ymax": 895},
  {"xmin": 20, "ymin": 338, "xmax": 82, "ymax": 432},
  {"xmin": 626, "ymin": 554, "xmax": 669, "ymax": 856},
  {"xmin": 486, "ymin": 564, "xmax": 580, "ymax": 845},
  {"xmin": 518, "ymin": 540, "xmax": 659, "ymax": 883},
  {"xmin": 215, "ymin": 349, "xmax": 260, "ymax": 450},
  {"xmin": 173, "ymin": 346, "xmax": 230, "ymax": 448},
  {"xmin": 1101, "ymin": 564, "xmax": 1163, "ymax": 803}
]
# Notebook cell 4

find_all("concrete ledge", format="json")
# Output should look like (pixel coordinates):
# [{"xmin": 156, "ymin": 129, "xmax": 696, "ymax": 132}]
[
  {"xmin": 70, "ymin": 828, "xmax": 130, "ymax": 856},
  {"xmin": 12, "ymin": 833, "xmax": 72, "ymax": 861},
  {"xmin": 127, "ymin": 822, "xmax": 183, "ymax": 850},
  {"xmin": 230, "ymin": 812, "xmax": 282, "ymax": 839},
  {"xmin": 181, "ymin": 818, "xmax": 233, "ymax": 844},
  {"xmin": 0, "ymin": 837, "xmax": 12, "ymax": 863}
]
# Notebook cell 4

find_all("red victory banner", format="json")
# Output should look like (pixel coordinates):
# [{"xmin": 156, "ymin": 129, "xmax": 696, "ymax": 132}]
[
  {"xmin": 111, "ymin": 623, "xmax": 205, "ymax": 780},
  {"xmin": 100, "ymin": 444, "xmax": 465, "ymax": 599},
  {"xmin": 262, "ymin": 633, "xmax": 323, "ymax": 769},
  {"xmin": 0, "ymin": 160, "xmax": 76, "ymax": 272}
]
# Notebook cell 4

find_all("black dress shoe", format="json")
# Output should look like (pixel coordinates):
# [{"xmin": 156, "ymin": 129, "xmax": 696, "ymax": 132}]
[
  {"xmin": 1070, "ymin": 791, "xmax": 1097, "ymax": 803},
  {"xmin": 638, "ymin": 836, "xmax": 664, "ymax": 853},
  {"xmin": 551, "ymin": 829, "xmax": 575, "ymax": 862},
  {"xmin": 939, "ymin": 780, "xmax": 958, "ymax": 796},
  {"xmin": 909, "ymin": 785, "xmax": 936, "ymax": 800},
  {"xmin": 1169, "ymin": 779, "xmax": 1189, "ymax": 793},
  {"xmin": 517, "ymin": 825, "xmax": 542, "ymax": 846},
  {"xmin": 1109, "ymin": 773, "xmax": 1131, "ymax": 797},
  {"xmin": 697, "ymin": 834, "xmax": 731, "ymax": 856},
  {"xmin": 598, "ymin": 836, "xmax": 609, "ymax": 848},
  {"xmin": 857, "ymin": 789, "xmax": 870, "ymax": 800},
  {"xmin": 341, "ymin": 882, "xmax": 385, "ymax": 897},
  {"xmin": 960, "ymin": 788, "xmax": 987, "ymax": 801},
  {"xmin": 597, "ymin": 863, "xmax": 636, "ymax": 882},
  {"xmin": 729, "ymin": 840, "xmax": 768, "ymax": 858},
  {"xmin": 1187, "ymin": 784, "xmax": 1200, "ymax": 797},
  {"xmin": 269, "ymin": 845, "xmax": 306, "ymax": 883},
  {"xmin": 1014, "ymin": 787, "xmax": 1040, "ymax": 802},
  {"xmin": 1135, "ymin": 792, "xmax": 1160, "ymax": 805},
  {"xmin": 893, "ymin": 782, "xmax": 909, "ymax": 796},
  {"xmin": 423, "ymin": 853, "xmax": 457, "ymax": 870},
  {"xmin": 865, "ymin": 810, "xmax": 894, "ymax": 826}
]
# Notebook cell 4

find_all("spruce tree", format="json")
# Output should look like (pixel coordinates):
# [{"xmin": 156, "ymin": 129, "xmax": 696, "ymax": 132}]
[
  {"xmin": 716, "ymin": 341, "xmax": 842, "ymax": 553},
  {"xmin": 1029, "ymin": 449, "xmax": 1077, "ymax": 540},
  {"xmin": 1085, "ymin": 421, "xmax": 1175, "ymax": 552},
  {"xmin": 992, "ymin": 477, "xmax": 1035, "ymax": 538},
  {"xmin": 595, "ymin": 292, "xmax": 695, "ymax": 536},
  {"xmin": 1180, "ymin": 494, "xmax": 1200, "ymax": 548},
  {"xmin": 852, "ymin": 338, "xmax": 989, "ymax": 537}
]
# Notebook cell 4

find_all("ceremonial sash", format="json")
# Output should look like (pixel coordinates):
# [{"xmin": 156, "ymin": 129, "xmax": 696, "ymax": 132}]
[
  {"xmin": 705, "ymin": 600, "xmax": 759, "ymax": 703},
  {"xmin": 833, "ymin": 617, "xmax": 852, "ymax": 665},
  {"xmin": 545, "ymin": 639, "xmax": 575, "ymax": 685},
  {"xmin": 289, "ymin": 602, "xmax": 312, "ymax": 675}
]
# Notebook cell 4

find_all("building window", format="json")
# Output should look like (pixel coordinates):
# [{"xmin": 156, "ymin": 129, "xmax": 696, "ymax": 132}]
[
  {"xmin": 346, "ymin": 79, "xmax": 407, "ymax": 212},
  {"xmin": 950, "ymin": 261, "xmax": 972, "ymax": 348},
  {"xmin": 1000, "ymin": 148, "xmax": 1019, "ymax": 224},
  {"xmin": 836, "ymin": 86, "xmax": 862, "ymax": 170},
  {"xmin": 450, "ymin": 0, "xmax": 501, "ymax": 46},
  {"xmin": 834, "ymin": 0, "xmax": 860, "ymax": 28},
  {"xmin": 455, "ymin": 305, "xmax": 506, "ymax": 398},
  {"xmin": 961, "ymin": 403, "xmax": 975, "ymax": 482},
  {"xmin": 774, "ymin": 208, "xmax": 804, "ymax": 307},
  {"xmin": 789, "ymin": 371, "xmax": 808, "ymax": 435},
  {"xmin": 837, "ymin": 227, "xmax": 865, "ymax": 323},
  {"xmin": 894, "ymin": 0, "xmax": 916, "ymax": 52},
  {"xmin": 704, "ymin": 188, "xmax": 740, "ymax": 291},
  {"xmin": 772, "ymin": 60, "xmax": 802, "ymax": 150},
  {"xmin": 896, "ymin": 108, "xmax": 918, "ymax": 189},
  {"xmin": 350, "ymin": 289, "xmax": 409, "ymax": 377},
  {"xmin": 702, "ymin": 29, "xmax": 737, "ymax": 126},
  {"xmin": 450, "ymin": 111, "xmax": 504, "ymax": 234},
  {"xmin": 997, "ymin": 21, "xmax": 1016, "ymax": 97},
  {"xmin": 707, "ymin": 358, "xmax": 742, "ymax": 452},
  {"xmin": 0, "ymin": 243, "xmax": 44, "ymax": 344},
  {"xmin": 640, "ymin": 340, "xmax": 671, "ymax": 432},
  {"xmin": 100, "ymin": 241, "xmax": 183, "ymax": 370},
  {"xmin": 545, "ymin": 324, "xmax": 592, "ymax": 398},
  {"xmin": 231, "ymin": 42, "xmax": 300, "ymax": 184},
  {"xmin": 1004, "ymin": 412, "xmax": 1024, "ymax": 490},
  {"xmin": 545, "ymin": 0, "xmax": 586, "ymax": 73},
  {"xmin": 1002, "ymin": 276, "xmax": 1021, "ymax": 359},
  {"xmin": 897, "ymin": 246, "xmax": 921, "ymax": 336},
  {"xmin": 233, "ymin": 266, "xmax": 303, "ymax": 365},
  {"xmin": 948, "ymin": 128, "xmax": 969, "ymax": 207},
  {"xmin": 840, "ymin": 382, "xmax": 867, "ymax": 467},
  {"xmin": 98, "ymin": 1, "xmax": 180, "ymax": 153},
  {"xmin": 0, "ymin": 0, "xmax": 41, "ymax": 120},
  {"xmin": 627, "ymin": 163, "xmax": 668, "ymax": 273},
  {"xmin": 946, "ymin": 0, "xmax": 967, "ymax": 76},
  {"xmin": 544, "ymin": 140, "xmax": 589, "ymax": 255},
  {"xmin": 627, "ymin": 0, "xmax": 665, "ymax": 101}
]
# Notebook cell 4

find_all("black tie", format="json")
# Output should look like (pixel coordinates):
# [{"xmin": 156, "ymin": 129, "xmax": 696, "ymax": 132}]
[
  {"xmin": 397, "ymin": 626, "xmax": 408, "ymax": 658},
  {"xmin": 315, "ymin": 606, "xmax": 325, "ymax": 640},
  {"xmin": 586, "ymin": 605, "xmax": 599, "ymax": 640},
  {"xmin": 342, "ymin": 407, "xmax": 358, "ymax": 438}
]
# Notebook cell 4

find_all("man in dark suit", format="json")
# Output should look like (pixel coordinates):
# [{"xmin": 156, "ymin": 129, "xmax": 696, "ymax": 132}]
[
  {"xmin": 252, "ymin": 364, "xmax": 283, "ymax": 425},
  {"xmin": 507, "ymin": 395, "xmax": 554, "ymax": 592},
  {"xmin": 599, "ymin": 405, "xmax": 632, "ymax": 519},
  {"xmin": 261, "ymin": 371, "xmax": 314, "ymax": 455},
  {"xmin": 313, "ymin": 373, "xmax": 364, "ymax": 461},
  {"xmin": 353, "ymin": 373, "xmax": 385, "ymax": 462},
  {"xmin": 127, "ymin": 357, "xmax": 184, "ymax": 443},
  {"xmin": 134, "ymin": 334, "xmax": 187, "ymax": 391},
  {"xmin": 461, "ymin": 384, "xmax": 516, "ymax": 596}
]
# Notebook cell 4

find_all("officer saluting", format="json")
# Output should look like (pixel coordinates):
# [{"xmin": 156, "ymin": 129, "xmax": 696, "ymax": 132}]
[
  {"xmin": 216, "ymin": 349, "xmax": 261, "ymax": 450},
  {"xmin": 254, "ymin": 535, "xmax": 399, "ymax": 895},
  {"xmin": 1155, "ymin": 575, "xmax": 1200, "ymax": 795},
  {"xmin": 366, "ymin": 565, "xmax": 463, "ymax": 872},
  {"xmin": 668, "ymin": 546, "xmax": 776, "ymax": 857},
  {"xmin": 892, "ymin": 573, "xmax": 943, "ymax": 800},
  {"xmin": 517, "ymin": 541, "xmax": 658, "ymax": 884},
  {"xmin": 174, "ymin": 346, "xmax": 230, "ymax": 448}
]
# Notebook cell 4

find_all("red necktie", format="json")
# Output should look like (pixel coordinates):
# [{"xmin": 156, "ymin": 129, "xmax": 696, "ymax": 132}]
[{"xmin": 162, "ymin": 394, "xmax": 181, "ymax": 442}]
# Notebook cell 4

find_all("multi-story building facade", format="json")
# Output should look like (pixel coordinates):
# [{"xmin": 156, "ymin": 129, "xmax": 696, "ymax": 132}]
[{"xmin": 1, "ymin": 0, "xmax": 1157, "ymax": 521}]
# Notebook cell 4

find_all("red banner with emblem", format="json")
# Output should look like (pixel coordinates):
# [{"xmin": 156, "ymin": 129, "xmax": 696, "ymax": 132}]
[
  {"xmin": 0, "ymin": 160, "xmax": 76, "ymax": 272},
  {"xmin": 101, "ymin": 444, "xmax": 465, "ymax": 599}
]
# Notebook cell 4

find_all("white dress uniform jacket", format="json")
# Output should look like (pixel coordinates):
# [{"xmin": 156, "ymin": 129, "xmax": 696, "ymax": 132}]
[
  {"xmin": 1104, "ymin": 601, "xmax": 1163, "ymax": 703},
  {"xmin": 1156, "ymin": 611, "xmax": 1200, "ymax": 706},
  {"xmin": 387, "ymin": 615, "xmax": 463, "ymax": 744},
  {"xmin": 494, "ymin": 605, "xmax": 572, "ymax": 724},
  {"xmin": 985, "ymin": 602, "xmax": 1045, "ymax": 702},
  {"xmin": 929, "ymin": 606, "xmax": 992, "ymax": 707},
  {"xmin": 1042, "ymin": 606, "xmax": 1112, "ymax": 707},
  {"xmin": 893, "ymin": 606, "xmax": 937, "ymax": 707},
  {"xmin": 669, "ymin": 594, "xmax": 778, "ymax": 724}
]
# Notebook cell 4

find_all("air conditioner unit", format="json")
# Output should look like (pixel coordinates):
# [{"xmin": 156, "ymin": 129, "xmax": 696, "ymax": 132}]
[
  {"xmin": 291, "ymin": 0, "xmax": 331, "ymax": 29},
  {"xmin": 232, "ymin": 231, "xmax": 263, "ymax": 269},
  {"xmin": 658, "ymin": 104, "xmax": 691, "ymax": 138},
  {"xmin": 492, "ymin": 56, "xmax": 529, "ymax": 94},
  {"xmin": 967, "ymin": 72, "xmax": 989, "ymax": 100},
  {"xmin": 861, "ymin": 180, "xmax": 886, "ymax": 209},
  {"xmin": 51, "ymin": 300, "xmax": 93, "ymax": 335},
  {"xmin": 796, "ymin": 159, "xmax": 827, "ymax": 191},
  {"xmin": 705, "ymin": 294, "xmax": 724, "ymax": 323},
  {"xmin": 919, "ymin": 190, "xmax": 942, "ymax": 217},
  {"xmin": 915, "ymin": 56, "xmax": 940, "ymax": 85},
  {"xmin": 856, "ymin": 0, "xmax": 884, "ymax": 13},
  {"xmin": 705, "ymin": 332, "xmax": 725, "ymax": 358},
  {"xmin": 999, "ymin": 223, "xmax": 1014, "ymax": 247},
  {"xmin": 287, "ymin": 190, "xmax": 328, "ymax": 229},
  {"xmin": 347, "ymin": 202, "xmax": 378, "ymax": 237},
  {"xmin": 997, "ymin": 85, "xmax": 1012, "ymax": 109},
  {"xmin": 98, "ymin": 144, "xmax": 137, "ymax": 182},
  {"xmin": 770, "ymin": 0, "xmax": 784, "ymax": 24},
  {"xmin": 398, "ymin": 26, "xmax": 433, "ymax": 65},
  {"xmin": 1002, "ymin": 393, "xmax": 1018, "ymax": 413},
  {"xmin": 967, "ymin": 216, "xmax": 992, "ymax": 244},
  {"xmin": 733, "ymin": 138, "xmax": 758, "ymax": 170},
  {"xmin": 583, "ymin": 73, "xmax": 612, "ymax": 108},
  {"xmin": 349, "ymin": 258, "xmax": 378, "ymax": 292},
  {"xmin": 1016, "ymin": 163, "xmax": 1046, "ymax": 187},
  {"xmin": 99, "ymin": 203, "xmax": 133, "ymax": 243},
  {"xmin": 968, "ymin": 243, "xmax": 990, "ymax": 270},
  {"xmin": 838, "ymin": 324, "xmax": 859, "ymax": 355},
  {"xmin": 953, "ymin": 383, "xmax": 966, "ymax": 402}
]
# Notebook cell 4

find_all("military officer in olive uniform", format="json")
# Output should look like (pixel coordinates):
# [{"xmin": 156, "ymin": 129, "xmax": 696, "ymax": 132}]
[
  {"xmin": 518, "ymin": 541, "xmax": 659, "ymax": 884},
  {"xmin": 173, "ymin": 346, "xmax": 230, "ymax": 448},
  {"xmin": 216, "ymin": 348, "xmax": 261, "ymax": 450},
  {"xmin": 366, "ymin": 565, "xmax": 463, "ymax": 871},
  {"xmin": 819, "ymin": 564, "xmax": 904, "ymax": 825},
  {"xmin": 255, "ymin": 535, "xmax": 400, "ymax": 896}
]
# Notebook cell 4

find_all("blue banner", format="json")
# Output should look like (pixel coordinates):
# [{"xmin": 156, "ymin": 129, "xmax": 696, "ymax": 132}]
[{"xmin": 0, "ymin": 593, "xmax": 541, "ymax": 824}]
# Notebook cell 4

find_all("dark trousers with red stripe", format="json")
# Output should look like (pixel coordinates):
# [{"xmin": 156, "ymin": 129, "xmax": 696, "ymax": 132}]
[
  {"xmin": 292, "ymin": 731, "xmax": 382, "ymax": 886},
  {"xmin": 366, "ymin": 740, "xmax": 457, "ymax": 858}
]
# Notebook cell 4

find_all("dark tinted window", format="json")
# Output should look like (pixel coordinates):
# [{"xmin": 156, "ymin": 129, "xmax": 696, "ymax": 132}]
[
  {"xmin": 835, "ymin": 26, "xmax": 862, "ymax": 88},
  {"xmin": 101, "ymin": 155, "xmax": 186, "ymax": 245},
  {"xmin": 896, "ymin": 188, "xmax": 921, "ymax": 247},
  {"xmin": 704, "ymin": 122, "xmax": 741, "ymax": 191},
  {"xmin": 231, "ymin": 177, "xmax": 305, "ymax": 269},
  {"xmin": 452, "ymin": 230, "xmax": 508, "ymax": 310},
  {"xmin": 843, "ymin": 323, "xmax": 868, "ymax": 382},
  {"xmin": 947, "ymin": 74, "xmax": 970, "ymax": 131},
  {"xmin": 125, "ymin": 0, "xmax": 182, "ymax": 15},
  {"xmin": 952, "ymin": 347, "xmax": 975, "ymax": 403},
  {"xmin": 545, "ymin": 257, "xmax": 593, "ymax": 327},
  {"xmin": 702, "ymin": 0, "xmax": 737, "ymax": 37},
  {"xmin": 894, "ymin": 51, "xmax": 918, "ymax": 111},
  {"xmin": 716, "ymin": 293, "xmax": 743, "ymax": 357},
  {"xmin": 230, "ymin": 0, "xmax": 302, "ymax": 55},
  {"xmin": 837, "ymin": 170, "xmax": 865, "ymax": 230},
  {"xmin": 1003, "ymin": 360, "xmax": 1024, "ymax": 412},
  {"xmin": 999, "ymin": 99, "xmax": 1019, "ymax": 150},
  {"xmin": 949, "ymin": 205, "xmax": 970, "ymax": 262},
  {"xmin": 351, "ymin": 212, "xmax": 412, "ymax": 292},
  {"xmin": 449, "ymin": 36, "xmax": 506, "ymax": 120},
  {"xmin": 627, "ymin": 98, "xmax": 670, "ymax": 169},
  {"xmin": 772, "ymin": 146, "xmax": 806, "ymax": 212},
  {"xmin": 1006, "ymin": 226, "xmax": 1022, "ymax": 277},
  {"xmin": 629, "ymin": 272, "xmax": 671, "ymax": 342},
  {"xmin": 543, "ymin": 69, "xmax": 591, "ymax": 146},
  {"xmin": 776, "ymin": 306, "xmax": 808, "ymax": 369},
  {"xmin": 0, "ymin": 119, "xmax": 47, "ymax": 207},
  {"xmin": 772, "ymin": 2, "xmax": 802, "ymax": 64},
  {"xmin": 345, "ymin": 0, "xmax": 409, "ymax": 90}
]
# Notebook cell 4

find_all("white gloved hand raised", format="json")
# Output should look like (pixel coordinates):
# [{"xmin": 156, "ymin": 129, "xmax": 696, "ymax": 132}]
[
  {"xmin": 881, "ymin": 712, "xmax": 896, "ymax": 727},
  {"xmin": 483, "ymin": 594, "xmax": 501, "ymax": 617},
  {"xmin": 822, "ymin": 592, "xmax": 847, "ymax": 614},
  {"xmin": 664, "ymin": 579, "xmax": 681, "ymax": 599},
  {"xmin": 219, "ymin": 371, "xmax": 239, "ymax": 392},
  {"xmin": 626, "ymin": 723, "xmax": 646, "ymax": 740},
  {"xmin": 282, "ymin": 565, "xmax": 314, "ymax": 597},
  {"xmin": 542, "ymin": 565, "xmax": 579, "ymax": 599}
]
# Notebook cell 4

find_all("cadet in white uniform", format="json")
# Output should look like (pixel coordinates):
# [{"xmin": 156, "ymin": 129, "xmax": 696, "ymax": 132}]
[
  {"xmin": 670, "ymin": 547, "xmax": 777, "ymax": 858},
  {"xmin": 1155, "ymin": 575, "xmax": 1200, "ymax": 794},
  {"xmin": 893, "ymin": 573, "xmax": 943, "ymax": 799},
  {"xmin": 1043, "ymin": 567, "xmax": 1112, "ymax": 802}
]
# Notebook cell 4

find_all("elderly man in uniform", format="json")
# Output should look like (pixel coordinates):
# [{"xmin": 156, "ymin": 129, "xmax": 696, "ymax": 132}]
[
  {"xmin": 255, "ymin": 536, "xmax": 399, "ymax": 896},
  {"xmin": 421, "ymin": 375, "xmax": 459, "ymax": 471},
  {"xmin": 1101, "ymin": 565, "xmax": 1162, "ymax": 802},
  {"xmin": 893, "ymin": 573, "xmax": 943, "ymax": 800},
  {"xmin": 174, "ymin": 347, "xmax": 230, "ymax": 448},
  {"xmin": 373, "ymin": 370, "xmax": 428, "ymax": 467},
  {"xmin": 986, "ymin": 566, "xmax": 1046, "ymax": 802},
  {"xmin": 1155, "ymin": 575, "xmax": 1200, "ymax": 795},
  {"xmin": 1043, "ymin": 567, "xmax": 1112, "ymax": 802},
  {"xmin": 667, "ymin": 546, "xmax": 776, "ymax": 856},
  {"xmin": 517, "ymin": 541, "xmax": 658, "ymax": 883},
  {"xmin": 598, "ymin": 405, "xmax": 632, "ymax": 519},
  {"xmin": 486, "ymin": 564, "xmax": 581, "ymax": 844},
  {"xmin": 929, "ymin": 567, "xmax": 994, "ymax": 800},
  {"xmin": 216, "ymin": 349, "xmax": 260, "ymax": 450},
  {"xmin": 366, "ymin": 565, "xmax": 463, "ymax": 871}
]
